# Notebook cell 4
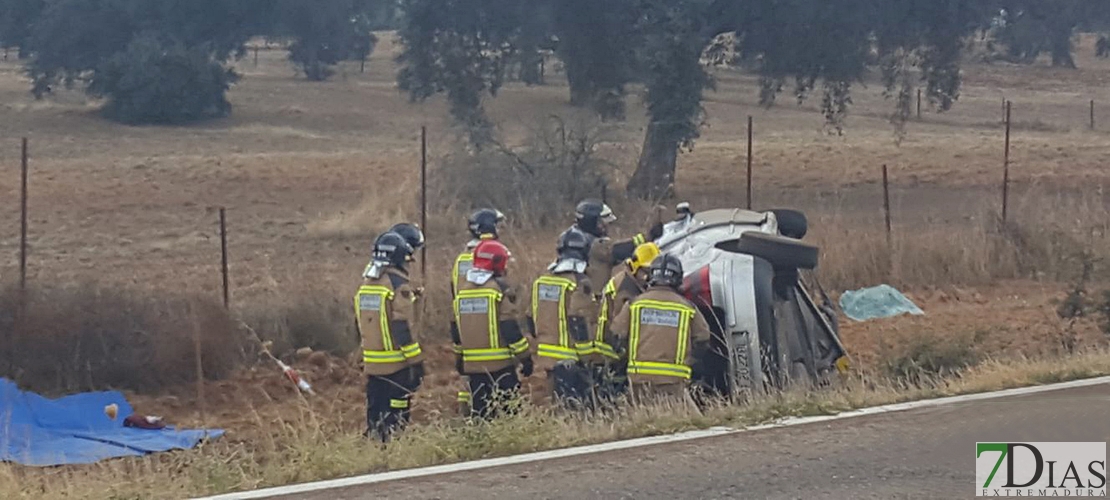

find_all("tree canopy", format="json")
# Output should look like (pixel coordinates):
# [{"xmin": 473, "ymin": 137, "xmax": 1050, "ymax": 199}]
[
  {"xmin": 4, "ymin": 0, "xmax": 386, "ymax": 122},
  {"xmin": 0, "ymin": 0, "xmax": 1107, "ymax": 159},
  {"xmin": 398, "ymin": 0, "xmax": 1019, "ymax": 198},
  {"xmin": 0, "ymin": 0, "xmax": 44, "ymax": 58},
  {"xmin": 277, "ymin": 0, "xmax": 379, "ymax": 81},
  {"xmin": 24, "ymin": 0, "xmax": 259, "ymax": 123}
]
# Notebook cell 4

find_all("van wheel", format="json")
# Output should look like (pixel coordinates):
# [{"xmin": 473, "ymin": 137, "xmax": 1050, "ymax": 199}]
[
  {"xmin": 736, "ymin": 232, "xmax": 819, "ymax": 270},
  {"xmin": 769, "ymin": 209, "xmax": 808, "ymax": 239}
]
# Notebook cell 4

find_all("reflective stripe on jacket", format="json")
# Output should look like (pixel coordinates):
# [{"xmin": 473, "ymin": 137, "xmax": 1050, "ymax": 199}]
[
  {"xmin": 452, "ymin": 252, "xmax": 473, "ymax": 298},
  {"xmin": 531, "ymin": 274, "xmax": 581, "ymax": 368},
  {"xmin": 628, "ymin": 299, "xmax": 695, "ymax": 379},
  {"xmin": 587, "ymin": 271, "xmax": 643, "ymax": 363},
  {"xmin": 611, "ymin": 287, "xmax": 712, "ymax": 385},
  {"xmin": 356, "ymin": 269, "xmax": 423, "ymax": 376},
  {"xmin": 454, "ymin": 279, "xmax": 530, "ymax": 374}
]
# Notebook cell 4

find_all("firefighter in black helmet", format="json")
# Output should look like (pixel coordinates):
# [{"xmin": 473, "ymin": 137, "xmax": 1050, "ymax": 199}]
[
  {"xmin": 570, "ymin": 199, "xmax": 665, "ymax": 293},
  {"xmin": 356, "ymin": 232, "xmax": 425, "ymax": 442},
  {"xmin": 385, "ymin": 222, "xmax": 428, "ymax": 411},
  {"xmin": 527, "ymin": 227, "xmax": 596, "ymax": 409},
  {"xmin": 386, "ymin": 222, "xmax": 427, "ymax": 298},
  {"xmin": 611, "ymin": 254, "xmax": 712, "ymax": 406},
  {"xmin": 388, "ymin": 223, "xmax": 426, "ymax": 252}
]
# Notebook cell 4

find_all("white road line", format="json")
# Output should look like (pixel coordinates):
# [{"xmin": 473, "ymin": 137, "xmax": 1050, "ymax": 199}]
[{"xmin": 196, "ymin": 375, "xmax": 1110, "ymax": 500}]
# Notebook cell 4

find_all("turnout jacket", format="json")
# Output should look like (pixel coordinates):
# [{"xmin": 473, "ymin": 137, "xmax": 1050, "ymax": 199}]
[
  {"xmin": 584, "ymin": 234, "xmax": 647, "ymax": 298},
  {"xmin": 355, "ymin": 266, "xmax": 424, "ymax": 376},
  {"xmin": 581, "ymin": 206, "xmax": 666, "ymax": 299},
  {"xmin": 452, "ymin": 271, "xmax": 531, "ymax": 374},
  {"xmin": 595, "ymin": 267, "xmax": 647, "ymax": 362},
  {"xmin": 529, "ymin": 270, "xmax": 597, "ymax": 371},
  {"xmin": 611, "ymin": 286, "xmax": 712, "ymax": 385},
  {"xmin": 451, "ymin": 240, "xmax": 479, "ymax": 298}
]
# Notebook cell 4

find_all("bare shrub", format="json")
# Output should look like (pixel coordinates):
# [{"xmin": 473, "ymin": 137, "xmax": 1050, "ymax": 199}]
[
  {"xmin": 0, "ymin": 283, "xmax": 248, "ymax": 395},
  {"xmin": 240, "ymin": 290, "xmax": 357, "ymax": 359},
  {"xmin": 880, "ymin": 333, "xmax": 981, "ymax": 383},
  {"xmin": 436, "ymin": 115, "xmax": 619, "ymax": 228}
]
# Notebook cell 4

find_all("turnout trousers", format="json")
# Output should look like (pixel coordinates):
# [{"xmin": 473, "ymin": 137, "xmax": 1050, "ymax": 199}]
[
  {"xmin": 365, "ymin": 367, "xmax": 416, "ymax": 442},
  {"xmin": 468, "ymin": 366, "xmax": 520, "ymax": 420}
]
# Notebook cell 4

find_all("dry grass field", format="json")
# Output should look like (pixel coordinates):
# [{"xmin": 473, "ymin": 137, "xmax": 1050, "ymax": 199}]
[{"xmin": 1, "ymin": 32, "xmax": 1110, "ymax": 498}]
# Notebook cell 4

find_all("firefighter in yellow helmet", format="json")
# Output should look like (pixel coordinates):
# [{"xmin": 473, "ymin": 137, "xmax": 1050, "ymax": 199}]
[
  {"xmin": 611, "ymin": 254, "xmax": 712, "ymax": 405},
  {"xmin": 452, "ymin": 239, "xmax": 533, "ymax": 419},
  {"xmin": 355, "ymin": 231, "xmax": 425, "ymax": 442},
  {"xmin": 451, "ymin": 208, "xmax": 505, "ymax": 412},
  {"xmin": 527, "ymin": 227, "xmax": 596, "ymax": 409},
  {"xmin": 594, "ymin": 242, "xmax": 660, "ymax": 401}
]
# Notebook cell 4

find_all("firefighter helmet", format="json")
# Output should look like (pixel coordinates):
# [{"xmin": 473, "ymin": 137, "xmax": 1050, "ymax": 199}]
[
  {"xmin": 574, "ymin": 199, "xmax": 616, "ymax": 237},
  {"xmin": 372, "ymin": 232, "xmax": 414, "ymax": 269},
  {"xmin": 555, "ymin": 227, "xmax": 592, "ymax": 262},
  {"xmin": 388, "ymin": 223, "xmax": 426, "ymax": 251},
  {"xmin": 647, "ymin": 254, "xmax": 684, "ymax": 288},
  {"xmin": 628, "ymin": 242, "xmax": 661, "ymax": 273},
  {"xmin": 468, "ymin": 208, "xmax": 505, "ymax": 239},
  {"xmin": 472, "ymin": 239, "xmax": 512, "ymax": 275}
]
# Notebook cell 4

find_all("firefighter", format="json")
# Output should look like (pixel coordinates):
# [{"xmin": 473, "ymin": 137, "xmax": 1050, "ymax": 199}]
[
  {"xmin": 568, "ymin": 200, "xmax": 665, "ymax": 294},
  {"xmin": 594, "ymin": 242, "xmax": 660, "ymax": 401},
  {"xmin": 385, "ymin": 222, "xmax": 428, "ymax": 304},
  {"xmin": 451, "ymin": 209, "xmax": 505, "ymax": 412},
  {"xmin": 528, "ymin": 228, "xmax": 596, "ymax": 409},
  {"xmin": 452, "ymin": 239, "xmax": 533, "ymax": 419},
  {"xmin": 355, "ymin": 232, "xmax": 425, "ymax": 442},
  {"xmin": 610, "ymin": 254, "xmax": 712, "ymax": 405},
  {"xmin": 384, "ymin": 223, "xmax": 427, "ymax": 399}
]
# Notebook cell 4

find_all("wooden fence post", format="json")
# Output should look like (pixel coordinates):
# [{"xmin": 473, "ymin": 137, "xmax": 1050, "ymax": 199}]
[
  {"xmin": 746, "ymin": 116, "xmax": 753, "ymax": 210},
  {"xmin": 20, "ymin": 137, "xmax": 28, "ymax": 292},
  {"xmin": 1002, "ymin": 101, "xmax": 1012, "ymax": 223},
  {"xmin": 219, "ymin": 208, "xmax": 229, "ymax": 309}
]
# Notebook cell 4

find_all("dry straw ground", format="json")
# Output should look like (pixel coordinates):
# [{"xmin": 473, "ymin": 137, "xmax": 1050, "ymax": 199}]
[
  {"xmin": 3, "ymin": 350, "xmax": 1110, "ymax": 500},
  {"xmin": 1, "ymin": 33, "xmax": 1110, "ymax": 497}
]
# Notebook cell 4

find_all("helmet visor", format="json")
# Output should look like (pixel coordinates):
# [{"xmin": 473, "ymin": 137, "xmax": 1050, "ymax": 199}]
[{"xmin": 599, "ymin": 204, "xmax": 617, "ymax": 224}]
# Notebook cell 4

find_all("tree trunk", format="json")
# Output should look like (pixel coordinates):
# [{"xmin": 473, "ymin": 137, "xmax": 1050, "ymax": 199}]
[
  {"xmin": 566, "ymin": 64, "xmax": 593, "ymax": 107},
  {"xmin": 1050, "ymin": 40, "xmax": 1076, "ymax": 68},
  {"xmin": 1049, "ymin": 23, "xmax": 1077, "ymax": 69},
  {"xmin": 627, "ymin": 122, "xmax": 678, "ymax": 200}
]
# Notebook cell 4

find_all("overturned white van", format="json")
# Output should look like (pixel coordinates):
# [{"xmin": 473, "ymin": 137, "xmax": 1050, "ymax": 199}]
[{"xmin": 656, "ymin": 206, "xmax": 849, "ymax": 393}]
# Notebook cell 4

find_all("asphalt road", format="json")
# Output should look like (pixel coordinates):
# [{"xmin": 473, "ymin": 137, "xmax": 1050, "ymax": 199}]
[{"xmin": 287, "ymin": 383, "xmax": 1110, "ymax": 500}]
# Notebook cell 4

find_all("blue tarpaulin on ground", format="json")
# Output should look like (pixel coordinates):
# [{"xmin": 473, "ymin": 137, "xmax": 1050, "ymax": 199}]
[
  {"xmin": 1, "ymin": 378, "xmax": 223, "ymax": 466},
  {"xmin": 839, "ymin": 284, "xmax": 925, "ymax": 322}
]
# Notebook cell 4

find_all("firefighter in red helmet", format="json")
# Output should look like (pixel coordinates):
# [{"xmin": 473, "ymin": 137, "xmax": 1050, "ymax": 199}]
[
  {"xmin": 451, "ymin": 239, "xmax": 533, "ymax": 419},
  {"xmin": 451, "ymin": 209, "xmax": 506, "ymax": 411}
]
